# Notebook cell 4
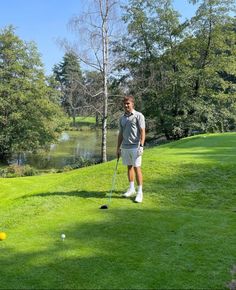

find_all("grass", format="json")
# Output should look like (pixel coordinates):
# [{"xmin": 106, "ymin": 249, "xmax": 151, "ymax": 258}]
[
  {"xmin": 75, "ymin": 116, "xmax": 96, "ymax": 125},
  {"xmin": 0, "ymin": 132, "xmax": 236, "ymax": 289},
  {"xmin": 68, "ymin": 116, "xmax": 96, "ymax": 129}
]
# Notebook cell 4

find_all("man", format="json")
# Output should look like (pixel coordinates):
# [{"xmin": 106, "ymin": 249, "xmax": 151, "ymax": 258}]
[{"xmin": 116, "ymin": 95, "xmax": 145, "ymax": 203}]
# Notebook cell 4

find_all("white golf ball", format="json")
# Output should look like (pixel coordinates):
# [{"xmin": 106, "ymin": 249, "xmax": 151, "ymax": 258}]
[{"xmin": 61, "ymin": 234, "xmax": 66, "ymax": 239}]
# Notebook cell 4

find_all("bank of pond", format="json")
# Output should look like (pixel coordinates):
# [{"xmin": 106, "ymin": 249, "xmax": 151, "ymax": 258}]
[{"xmin": 0, "ymin": 130, "xmax": 119, "ymax": 177}]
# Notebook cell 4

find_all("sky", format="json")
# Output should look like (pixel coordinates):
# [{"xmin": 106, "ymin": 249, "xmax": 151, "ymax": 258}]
[{"xmin": 0, "ymin": 0, "xmax": 197, "ymax": 76}]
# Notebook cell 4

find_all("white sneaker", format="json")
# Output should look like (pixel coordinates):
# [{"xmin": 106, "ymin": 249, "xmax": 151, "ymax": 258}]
[
  {"xmin": 123, "ymin": 188, "xmax": 136, "ymax": 197},
  {"xmin": 135, "ymin": 192, "xmax": 143, "ymax": 203}
]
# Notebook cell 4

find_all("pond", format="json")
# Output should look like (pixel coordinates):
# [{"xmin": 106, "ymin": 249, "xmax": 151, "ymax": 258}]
[{"xmin": 14, "ymin": 130, "xmax": 118, "ymax": 170}]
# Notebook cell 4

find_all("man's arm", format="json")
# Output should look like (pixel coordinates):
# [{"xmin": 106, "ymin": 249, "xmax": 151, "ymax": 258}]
[{"xmin": 140, "ymin": 128, "xmax": 145, "ymax": 147}]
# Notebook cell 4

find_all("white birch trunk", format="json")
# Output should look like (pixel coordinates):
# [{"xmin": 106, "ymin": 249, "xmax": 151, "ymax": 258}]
[{"xmin": 101, "ymin": 0, "xmax": 109, "ymax": 162}]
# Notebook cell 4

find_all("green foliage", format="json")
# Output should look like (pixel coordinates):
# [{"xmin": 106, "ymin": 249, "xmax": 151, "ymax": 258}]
[
  {"xmin": 0, "ymin": 26, "xmax": 66, "ymax": 162},
  {"xmin": 54, "ymin": 52, "xmax": 83, "ymax": 86},
  {"xmin": 116, "ymin": 0, "xmax": 236, "ymax": 139},
  {"xmin": 0, "ymin": 164, "xmax": 38, "ymax": 178},
  {"xmin": 62, "ymin": 156, "xmax": 97, "ymax": 172},
  {"xmin": 53, "ymin": 52, "xmax": 85, "ymax": 124}
]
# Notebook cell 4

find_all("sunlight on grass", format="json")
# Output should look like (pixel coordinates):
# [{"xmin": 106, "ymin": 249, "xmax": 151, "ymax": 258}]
[{"xmin": 0, "ymin": 133, "xmax": 236, "ymax": 289}]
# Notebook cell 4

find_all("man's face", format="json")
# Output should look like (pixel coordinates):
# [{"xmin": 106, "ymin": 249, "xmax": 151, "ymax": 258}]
[{"xmin": 123, "ymin": 100, "xmax": 134, "ymax": 114}]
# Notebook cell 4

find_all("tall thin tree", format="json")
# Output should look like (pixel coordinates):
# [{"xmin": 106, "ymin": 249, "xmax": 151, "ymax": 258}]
[{"xmin": 61, "ymin": 0, "xmax": 121, "ymax": 162}]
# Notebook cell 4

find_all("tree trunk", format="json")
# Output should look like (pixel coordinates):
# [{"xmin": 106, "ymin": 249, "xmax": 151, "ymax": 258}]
[
  {"xmin": 0, "ymin": 152, "xmax": 9, "ymax": 164},
  {"xmin": 101, "ymin": 0, "xmax": 109, "ymax": 163},
  {"xmin": 72, "ymin": 109, "xmax": 76, "ymax": 127},
  {"xmin": 95, "ymin": 112, "xmax": 99, "ymax": 127}
]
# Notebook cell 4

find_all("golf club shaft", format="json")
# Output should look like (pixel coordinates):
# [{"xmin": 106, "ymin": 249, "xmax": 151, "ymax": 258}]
[{"xmin": 108, "ymin": 158, "xmax": 119, "ymax": 203}]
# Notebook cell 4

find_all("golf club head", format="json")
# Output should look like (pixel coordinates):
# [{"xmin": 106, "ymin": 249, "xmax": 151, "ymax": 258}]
[{"xmin": 100, "ymin": 204, "xmax": 108, "ymax": 209}]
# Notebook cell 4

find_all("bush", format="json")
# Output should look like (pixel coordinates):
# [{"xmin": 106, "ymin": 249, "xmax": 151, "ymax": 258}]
[
  {"xmin": 0, "ymin": 157, "xmax": 98, "ymax": 177},
  {"xmin": 62, "ymin": 157, "xmax": 97, "ymax": 172},
  {"xmin": 23, "ymin": 165, "xmax": 38, "ymax": 176},
  {"xmin": 0, "ymin": 164, "xmax": 38, "ymax": 178}
]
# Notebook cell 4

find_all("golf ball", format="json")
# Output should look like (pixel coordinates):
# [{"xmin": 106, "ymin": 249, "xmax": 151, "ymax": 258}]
[
  {"xmin": 61, "ymin": 234, "xmax": 66, "ymax": 239},
  {"xmin": 0, "ymin": 232, "xmax": 7, "ymax": 241}
]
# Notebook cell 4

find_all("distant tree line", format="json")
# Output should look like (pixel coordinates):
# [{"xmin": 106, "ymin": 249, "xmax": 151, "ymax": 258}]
[{"xmin": 0, "ymin": 0, "xmax": 235, "ymax": 164}]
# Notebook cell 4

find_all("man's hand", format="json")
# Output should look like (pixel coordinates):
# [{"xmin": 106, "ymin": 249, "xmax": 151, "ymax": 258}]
[{"xmin": 137, "ymin": 146, "xmax": 144, "ymax": 156}]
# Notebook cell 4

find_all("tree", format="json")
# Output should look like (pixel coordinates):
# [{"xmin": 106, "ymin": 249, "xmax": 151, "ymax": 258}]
[
  {"xmin": 0, "ymin": 26, "xmax": 66, "ymax": 162},
  {"xmin": 62, "ymin": 0, "xmax": 121, "ymax": 162},
  {"xmin": 115, "ymin": 0, "xmax": 189, "ymax": 138},
  {"xmin": 53, "ymin": 52, "xmax": 85, "ymax": 126},
  {"xmin": 116, "ymin": 0, "xmax": 236, "ymax": 139},
  {"xmin": 83, "ymin": 70, "xmax": 123, "ymax": 128},
  {"xmin": 83, "ymin": 70, "xmax": 103, "ymax": 126},
  {"xmin": 186, "ymin": 0, "xmax": 236, "ymax": 133}
]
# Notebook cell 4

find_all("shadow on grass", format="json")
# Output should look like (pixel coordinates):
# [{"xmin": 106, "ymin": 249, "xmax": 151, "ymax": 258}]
[
  {"xmin": 19, "ymin": 190, "xmax": 124, "ymax": 200},
  {"xmin": 0, "ymin": 207, "xmax": 235, "ymax": 289}
]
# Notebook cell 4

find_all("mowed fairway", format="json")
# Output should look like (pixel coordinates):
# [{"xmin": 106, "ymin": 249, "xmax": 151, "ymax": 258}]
[{"xmin": 0, "ymin": 133, "xmax": 235, "ymax": 289}]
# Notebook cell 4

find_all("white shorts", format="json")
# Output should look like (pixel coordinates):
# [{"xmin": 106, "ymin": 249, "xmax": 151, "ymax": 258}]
[{"xmin": 121, "ymin": 148, "xmax": 142, "ymax": 167}]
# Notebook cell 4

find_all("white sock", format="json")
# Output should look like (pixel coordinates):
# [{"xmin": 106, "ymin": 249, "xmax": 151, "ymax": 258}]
[
  {"xmin": 129, "ymin": 181, "xmax": 135, "ymax": 190},
  {"xmin": 138, "ymin": 185, "xmax": 143, "ymax": 193}
]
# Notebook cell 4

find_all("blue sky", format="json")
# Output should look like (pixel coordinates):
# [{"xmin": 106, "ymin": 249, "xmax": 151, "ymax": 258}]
[{"xmin": 0, "ymin": 0, "xmax": 196, "ymax": 75}]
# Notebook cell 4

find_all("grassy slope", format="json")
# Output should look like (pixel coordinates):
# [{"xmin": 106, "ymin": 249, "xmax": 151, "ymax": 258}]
[{"xmin": 0, "ymin": 133, "xmax": 235, "ymax": 289}]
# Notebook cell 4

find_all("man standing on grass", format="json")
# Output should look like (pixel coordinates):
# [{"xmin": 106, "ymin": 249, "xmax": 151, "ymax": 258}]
[{"xmin": 116, "ymin": 95, "xmax": 145, "ymax": 203}]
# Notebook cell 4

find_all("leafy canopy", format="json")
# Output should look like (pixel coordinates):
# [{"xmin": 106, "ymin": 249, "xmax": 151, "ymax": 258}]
[{"xmin": 0, "ymin": 26, "xmax": 66, "ymax": 161}]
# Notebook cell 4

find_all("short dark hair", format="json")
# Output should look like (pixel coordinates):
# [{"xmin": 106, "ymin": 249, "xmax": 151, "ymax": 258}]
[{"xmin": 123, "ymin": 95, "xmax": 135, "ymax": 103}]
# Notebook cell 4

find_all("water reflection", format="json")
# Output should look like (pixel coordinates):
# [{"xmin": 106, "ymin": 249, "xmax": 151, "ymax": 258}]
[
  {"xmin": 13, "ymin": 130, "xmax": 118, "ymax": 170},
  {"xmin": 58, "ymin": 132, "xmax": 70, "ymax": 141}
]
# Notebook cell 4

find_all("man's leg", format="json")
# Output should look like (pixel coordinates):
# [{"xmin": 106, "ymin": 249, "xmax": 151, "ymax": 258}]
[
  {"xmin": 123, "ymin": 165, "xmax": 136, "ymax": 197},
  {"xmin": 134, "ymin": 166, "xmax": 143, "ymax": 203},
  {"xmin": 128, "ymin": 165, "xmax": 135, "ymax": 182},
  {"xmin": 134, "ymin": 166, "xmax": 142, "ymax": 186}
]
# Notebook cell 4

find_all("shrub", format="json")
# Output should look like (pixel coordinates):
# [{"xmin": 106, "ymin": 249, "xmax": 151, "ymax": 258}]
[
  {"xmin": 62, "ymin": 157, "xmax": 97, "ymax": 172},
  {"xmin": 23, "ymin": 165, "xmax": 38, "ymax": 176},
  {"xmin": 0, "ymin": 164, "xmax": 38, "ymax": 178}
]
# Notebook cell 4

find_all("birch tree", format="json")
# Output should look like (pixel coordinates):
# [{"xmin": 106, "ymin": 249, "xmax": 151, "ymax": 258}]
[{"xmin": 62, "ymin": 0, "xmax": 121, "ymax": 162}]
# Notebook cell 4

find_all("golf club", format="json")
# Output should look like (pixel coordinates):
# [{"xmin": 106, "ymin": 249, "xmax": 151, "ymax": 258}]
[{"xmin": 100, "ymin": 157, "xmax": 120, "ymax": 209}]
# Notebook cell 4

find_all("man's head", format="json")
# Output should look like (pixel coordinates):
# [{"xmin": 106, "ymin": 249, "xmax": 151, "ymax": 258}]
[{"xmin": 123, "ymin": 95, "xmax": 134, "ymax": 114}]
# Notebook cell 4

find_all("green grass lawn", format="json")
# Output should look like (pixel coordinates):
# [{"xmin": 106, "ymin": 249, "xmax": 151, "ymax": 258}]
[
  {"xmin": 0, "ymin": 133, "xmax": 235, "ymax": 289},
  {"xmin": 75, "ymin": 116, "xmax": 96, "ymax": 124},
  {"xmin": 69, "ymin": 116, "xmax": 96, "ymax": 128}
]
